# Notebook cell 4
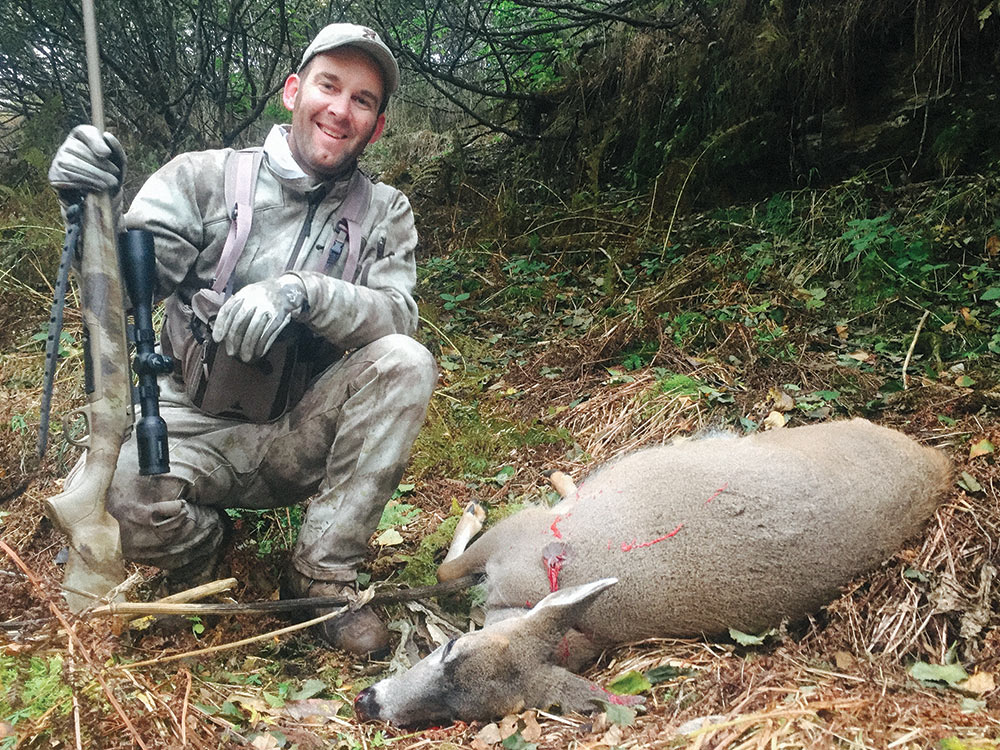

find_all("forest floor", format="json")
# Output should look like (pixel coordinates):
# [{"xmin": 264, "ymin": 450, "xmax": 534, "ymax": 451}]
[{"xmin": 2, "ymin": 159, "xmax": 1000, "ymax": 749}]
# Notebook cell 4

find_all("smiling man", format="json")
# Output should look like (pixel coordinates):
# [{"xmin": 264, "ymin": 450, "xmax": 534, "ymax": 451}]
[{"xmin": 47, "ymin": 24, "xmax": 436, "ymax": 656}]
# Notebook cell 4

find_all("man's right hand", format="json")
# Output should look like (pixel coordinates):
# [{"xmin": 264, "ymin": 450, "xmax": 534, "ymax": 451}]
[{"xmin": 49, "ymin": 125, "xmax": 126, "ymax": 194}]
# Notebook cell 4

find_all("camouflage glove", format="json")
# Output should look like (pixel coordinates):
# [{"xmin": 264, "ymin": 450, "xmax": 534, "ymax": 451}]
[
  {"xmin": 212, "ymin": 274, "xmax": 308, "ymax": 363},
  {"xmin": 49, "ymin": 125, "xmax": 126, "ymax": 194}
]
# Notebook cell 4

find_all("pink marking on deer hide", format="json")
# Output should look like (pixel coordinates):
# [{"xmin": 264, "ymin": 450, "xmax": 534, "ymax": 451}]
[
  {"xmin": 704, "ymin": 482, "xmax": 730, "ymax": 504},
  {"xmin": 619, "ymin": 523, "xmax": 685, "ymax": 551}
]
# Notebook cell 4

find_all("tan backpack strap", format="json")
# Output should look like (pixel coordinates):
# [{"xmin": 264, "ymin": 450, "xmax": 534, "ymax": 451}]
[
  {"xmin": 212, "ymin": 148, "xmax": 264, "ymax": 294},
  {"xmin": 320, "ymin": 170, "xmax": 374, "ymax": 282}
]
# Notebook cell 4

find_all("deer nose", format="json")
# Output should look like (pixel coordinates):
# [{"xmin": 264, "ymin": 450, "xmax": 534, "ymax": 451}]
[{"xmin": 354, "ymin": 687, "xmax": 381, "ymax": 721}]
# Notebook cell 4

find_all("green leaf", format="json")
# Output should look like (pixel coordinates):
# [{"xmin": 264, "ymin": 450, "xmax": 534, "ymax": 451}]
[
  {"xmin": 492, "ymin": 465, "xmax": 516, "ymax": 485},
  {"xmin": 607, "ymin": 671, "xmax": 652, "ymax": 695},
  {"xmin": 902, "ymin": 568, "xmax": 929, "ymax": 582},
  {"xmin": 645, "ymin": 664, "xmax": 687, "ymax": 684},
  {"xmin": 969, "ymin": 438, "xmax": 994, "ymax": 459},
  {"xmin": 501, "ymin": 732, "xmax": 538, "ymax": 750},
  {"xmin": 908, "ymin": 660, "xmax": 968, "ymax": 688},
  {"xmin": 391, "ymin": 483, "xmax": 416, "ymax": 500},
  {"xmin": 811, "ymin": 390, "xmax": 841, "ymax": 401},
  {"xmin": 729, "ymin": 627, "xmax": 776, "ymax": 646},
  {"xmin": 263, "ymin": 691, "xmax": 285, "ymax": 708},
  {"xmin": 377, "ymin": 500, "xmax": 421, "ymax": 530},
  {"xmin": 959, "ymin": 698, "xmax": 986, "ymax": 714},
  {"xmin": 375, "ymin": 528, "xmax": 404, "ymax": 546},
  {"xmin": 980, "ymin": 286, "xmax": 1000, "ymax": 300},
  {"xmin": 288, "ymin": 679, "xmax": 326, "ymax": 701},
  {"xmin": 604, "ymin": 702, "xmax": 636, "ymax": 727},
  {"xmin": 957, "ymin": 471, "xmax": 983, "ymax": 493}
]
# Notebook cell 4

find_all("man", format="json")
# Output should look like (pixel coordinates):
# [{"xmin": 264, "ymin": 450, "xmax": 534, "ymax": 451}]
[{"xmin": 48, "ymin": 24, "xmax": 437, "ymax": 656}]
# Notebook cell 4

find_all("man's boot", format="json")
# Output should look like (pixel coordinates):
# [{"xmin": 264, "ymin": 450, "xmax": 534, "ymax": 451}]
[{"xmin": 283, "ymin": 567, "xmax": 390, "ymax": 657}]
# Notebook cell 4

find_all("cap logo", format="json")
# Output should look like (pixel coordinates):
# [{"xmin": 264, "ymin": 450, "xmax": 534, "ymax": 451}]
[{"xmin": 362, "ymin": 27, "xmax": 377, "ymax": 39}]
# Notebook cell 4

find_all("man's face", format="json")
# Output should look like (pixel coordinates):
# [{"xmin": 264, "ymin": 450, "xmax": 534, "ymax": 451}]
[{"xmin": 282, "ymin": 46, "xmax": 386, "ymax": 179}]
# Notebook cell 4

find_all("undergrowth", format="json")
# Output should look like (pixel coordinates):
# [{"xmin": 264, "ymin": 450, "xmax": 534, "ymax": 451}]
[{"xmin": 2, "ymin": 145, "xmax": 999, "ymax": 748}]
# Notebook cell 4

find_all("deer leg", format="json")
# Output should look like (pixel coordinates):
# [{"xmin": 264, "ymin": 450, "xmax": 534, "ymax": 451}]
[
  {"xmin": 442, "ymin": 501, "xmax": 486, "ymax": 563},
  {"xmin": 543, "ymin": 470, "xmax": 577, "ymax": 498}
]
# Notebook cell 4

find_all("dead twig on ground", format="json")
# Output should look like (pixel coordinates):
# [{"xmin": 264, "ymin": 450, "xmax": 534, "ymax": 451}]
[
  {"xmin": 89, "ymin": 573, "xmax": 480, "ymax": 617},
  {"xmin": 902, "ymin": 309, "xmax": 930, "ymax": 389}
]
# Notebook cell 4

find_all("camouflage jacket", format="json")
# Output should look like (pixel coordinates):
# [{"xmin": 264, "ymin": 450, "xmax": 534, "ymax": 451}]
[{"xmin": 123, "ymin": 133, "xmax": 419, "ymax": 354}]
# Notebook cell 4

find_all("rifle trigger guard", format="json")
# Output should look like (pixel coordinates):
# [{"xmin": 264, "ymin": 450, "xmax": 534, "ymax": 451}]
[{"xmin": 62, "ymin": 406, "xmax": 92, "ymax": 448}]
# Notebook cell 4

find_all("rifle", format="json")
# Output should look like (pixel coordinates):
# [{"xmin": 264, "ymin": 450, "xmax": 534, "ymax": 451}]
[{"xmin": 39, "ymin": 0, "xmax": 169, "ymax": 612}]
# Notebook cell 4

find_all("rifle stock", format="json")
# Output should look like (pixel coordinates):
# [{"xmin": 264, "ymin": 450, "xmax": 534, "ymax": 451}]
[{"xmin": 45, "ymin": 191, "xmax": 130, "ymax": 612}]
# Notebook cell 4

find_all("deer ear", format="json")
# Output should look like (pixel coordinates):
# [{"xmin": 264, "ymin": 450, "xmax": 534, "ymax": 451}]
[
  {"xmin": 531, "ymin": 578, "xmax": 617, "ymax": 616},
  {"xmin": 533, "ymin": 664, "xmax": 645, "ymax": 715},
  {"xmin": 524, "ymin": 578, "xmax": 617, "ymax": 634}
]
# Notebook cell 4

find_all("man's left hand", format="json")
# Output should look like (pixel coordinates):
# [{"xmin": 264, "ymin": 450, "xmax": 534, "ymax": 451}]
[{"xmin": 213, "ymin": 275, "xmax": 308, "ymax": 362}]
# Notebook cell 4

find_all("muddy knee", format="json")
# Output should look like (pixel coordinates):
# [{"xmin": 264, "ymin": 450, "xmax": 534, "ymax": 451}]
[
  {"xmin": 106, "ymin": 477, "xmax": 222, "ymax": 569},
  {"xmin": 367, "ymin": 334, "xmax": 437, "ymax": 402}
]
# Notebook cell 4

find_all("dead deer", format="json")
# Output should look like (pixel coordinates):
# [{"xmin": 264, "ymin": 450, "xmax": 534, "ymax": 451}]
[{"xmin": 355, "ymin": 419, "xmax": 951, "ymax": 726}]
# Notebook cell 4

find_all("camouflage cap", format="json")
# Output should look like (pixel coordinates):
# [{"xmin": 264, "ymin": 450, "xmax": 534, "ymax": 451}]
[{"xmin": 299, "ymin": 23, "xmax": 400, "ymax": 96}]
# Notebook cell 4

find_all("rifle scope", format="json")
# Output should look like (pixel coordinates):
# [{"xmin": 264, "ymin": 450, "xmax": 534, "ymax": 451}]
[{"xmin": 119, "ymin": 229, "xmax": 173, "ymax": 475}]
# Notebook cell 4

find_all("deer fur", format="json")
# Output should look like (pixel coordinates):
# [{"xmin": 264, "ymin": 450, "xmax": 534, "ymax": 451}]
[{"xmin": 355, "ymin": 419, "xmax": 951, "ymax": 726}]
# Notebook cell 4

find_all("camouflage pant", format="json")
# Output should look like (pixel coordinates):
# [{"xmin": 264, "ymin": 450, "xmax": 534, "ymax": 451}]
[{"xmin": 96, "ymin": 333, "xmax": 436, "ymax": 582}]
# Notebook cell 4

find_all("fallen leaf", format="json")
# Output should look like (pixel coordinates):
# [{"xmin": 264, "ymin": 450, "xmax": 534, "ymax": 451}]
[
  {"xmin": 604, "ymin": 702, "xmax": 636, "ymax": 727},
  {"xmin": 502, "ymin": 732, "xmax": 539, "ymax": 750},
  {"xmin": 834, "ymin": 651, "xmax": 856, "ymax": 670},
  {"xmin": 845, "ymin": 350, "xmax": 870, "ymax": 361},
  {"xmin": 729, "ymin": 627, "xmax": 777, "ymax": 646},
  {"xmin": 475, "ymin": 723, "xmax": 502, "ymax": 745},
  {"xmin": 288, "ymin": 679, "xmax": 327, "ymax": 701},
  {"xmin": 375, "ymin": 528, "xmax": 404, "ymax": 546},
  {"xmin": 499, "ymin": 713, "xmax": 520, "ymax": 740},
  {"xmin": 521, "ymin": 711, "xmax": 542, "ymax": 742},
  {"xmin": 969, "ymin": 438, "xmax": 995, "ymax": 459},
  {"xmin": 954, "ymin": 374, "xmax": 975, "ymax": 388},
  {"xmin": 961, "ymin": 697, "xmax": 987, "ymax": 714},
  {"xmin": 940, "ymin": 320, "xmax": 957, "ymax": 333},
  {"xmin": 957, "ymin": 471, "xmax": 983, "ymax": 493},
  {"xmin": 282, "ymin": 698, "xmax": 344, "ymax": 721},
  {"xmin": 960, "ymin": 307, "xmax": 974, "ymax": 323},
  {"xmin": 251, "ymin": 733, "xmax": 281, "ymax": 750},
  {"xmin": 802, "ymin": 405, "xmax": 832, "ymax": 420},
  {"xmin": 835, "ymin": 324, "xmax": 849, "ymax": 340},
  {"xmin": 987, "ymin": 234, "xmax": 1000, "ymax": 256},
  {"xmin": 908, "ymin": 660, "xmax": 968, "ymax": 688},
  {"xmin": 601, "ymin": 725, "xmax": 623, "ymax": 746},
  {"xmin": 607, "ymin": 670, "xmax": 652, "ymax": 695},
  {"xmin": 958, "ymin": 671, "xmax": 996, "ymax": 695},
  {"xmin": 0, "ymin": 722, "xmax": 14, "ymax": 739},
  {"xmin": 591, "ymin": 712, "xmax": 609, "ymax": 734},
  {"xmin": 763, "ymin": 411, "xmax": 786, "ymax": 429},
  {"xmin": 769, "ymin": 388, "xmax": 796, "ymax": 412}
]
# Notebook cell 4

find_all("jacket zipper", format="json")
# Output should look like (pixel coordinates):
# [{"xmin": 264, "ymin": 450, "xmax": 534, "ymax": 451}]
[{"xmin": 285, "ymin": 187, "xmax": 328, "ymax": 271}]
